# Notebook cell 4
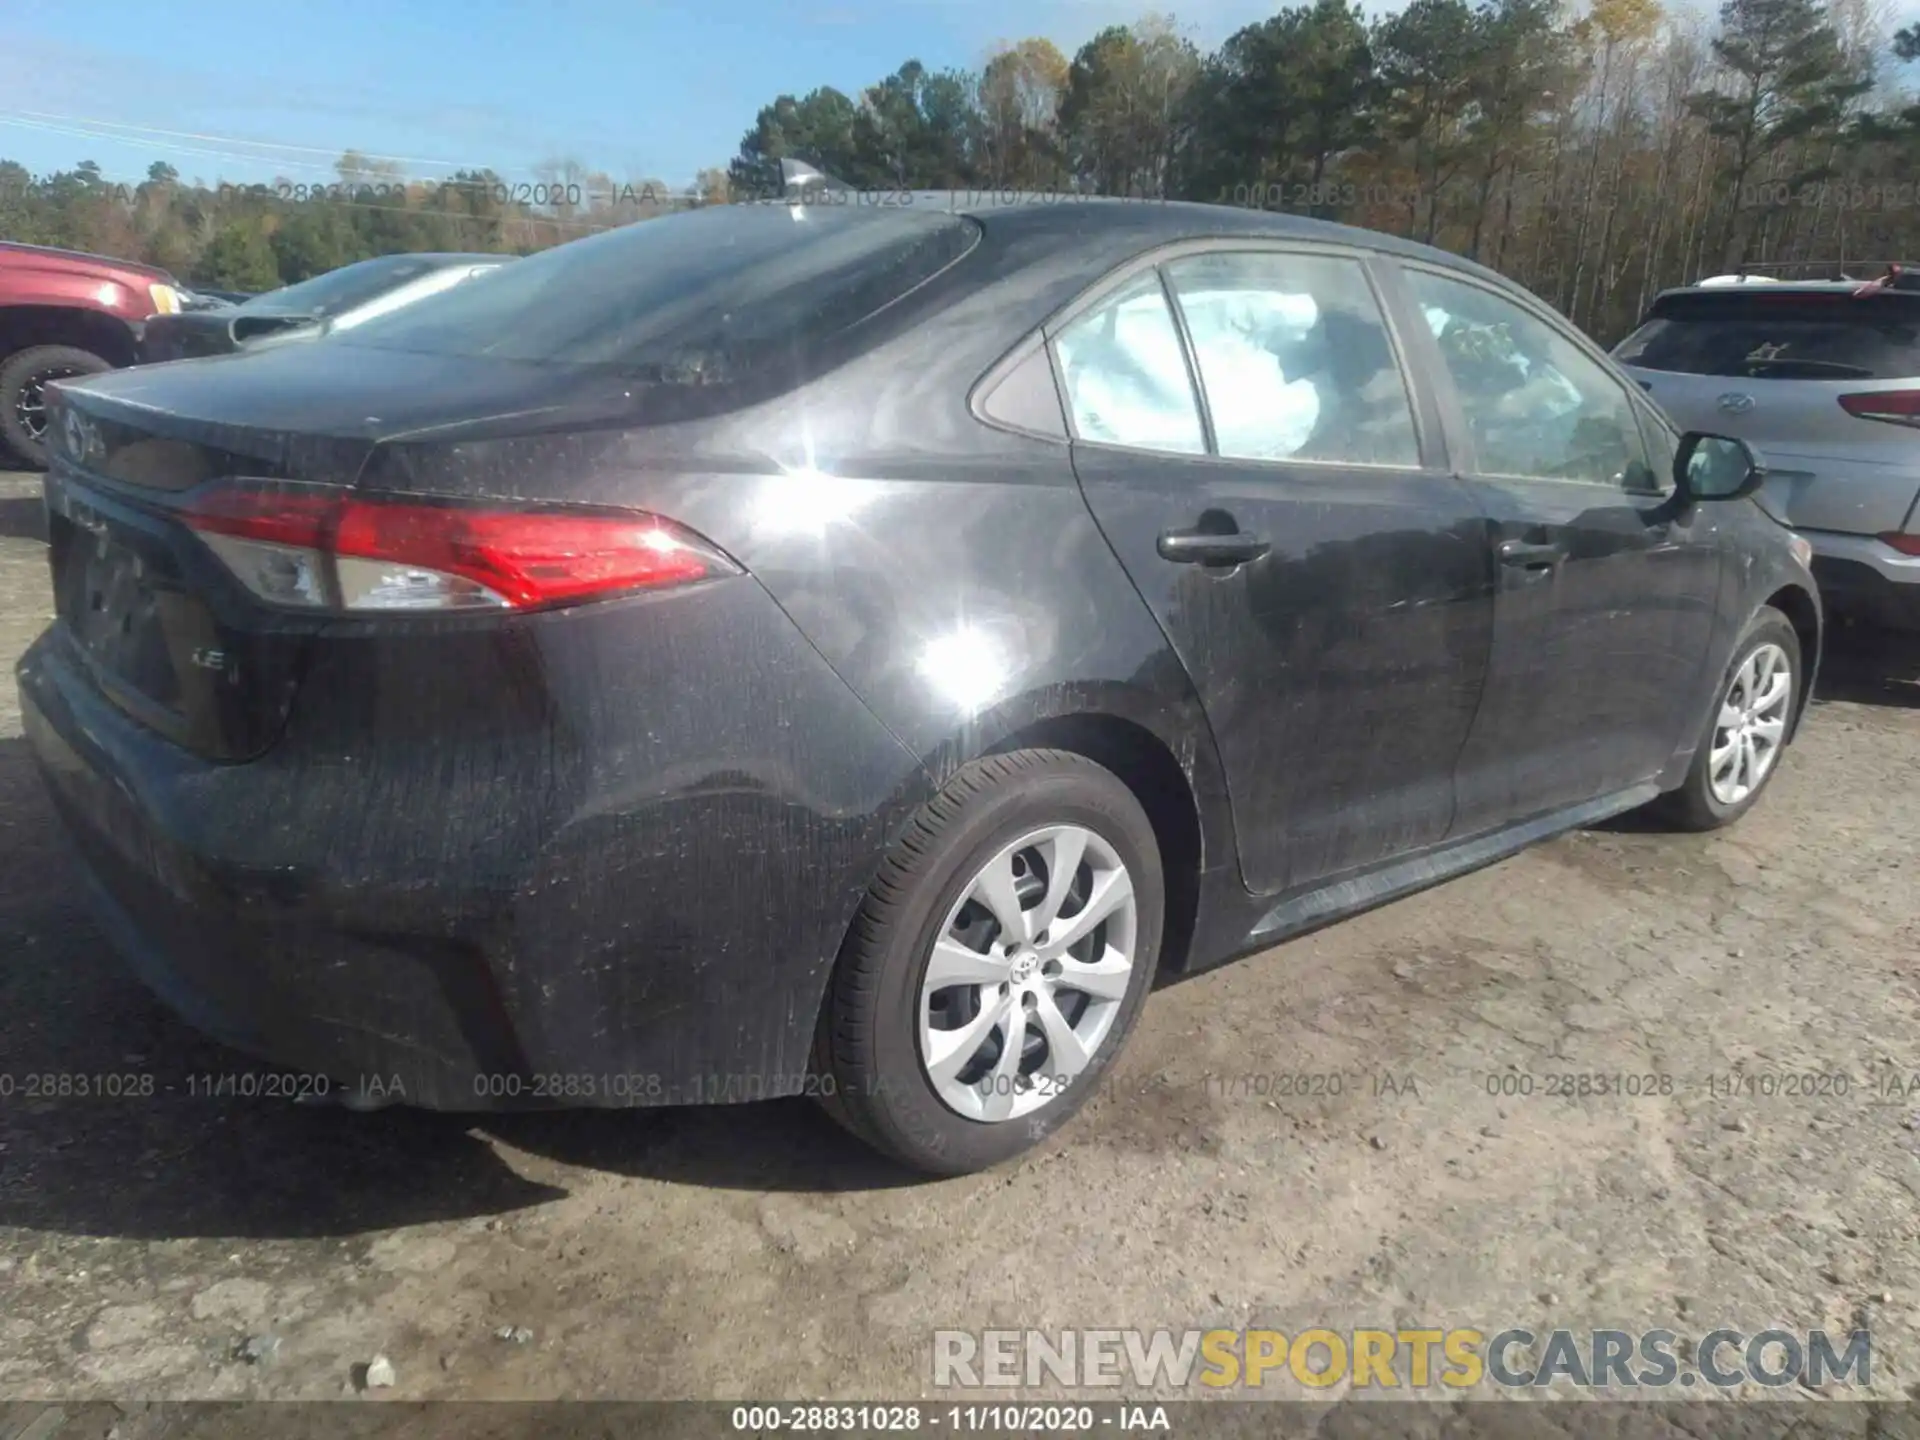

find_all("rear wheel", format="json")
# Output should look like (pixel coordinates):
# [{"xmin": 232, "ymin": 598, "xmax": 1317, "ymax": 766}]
[
  {"xmin": 1651, "ymin": 606, "xmax": 1801, "ymax": 830},
  {"xmin": 0, "ymin": 345, "xmax": 112, "ymax": 469},
  {"xmin": 814, "ymin": 749, "xmax": 1163, "ymax": 1175}
]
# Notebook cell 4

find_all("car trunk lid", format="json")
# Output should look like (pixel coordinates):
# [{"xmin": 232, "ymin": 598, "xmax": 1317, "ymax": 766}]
[
  {"xmin": 40, "ymin": 344, "xmax": 733, "ymax": 760},
  {"xmin": 43, "ymin": 465, "xmax": 317, "ymax": 762},
  {"xmin": 40, "ymin": 367, "xmax": 396, "ymax": 762}
]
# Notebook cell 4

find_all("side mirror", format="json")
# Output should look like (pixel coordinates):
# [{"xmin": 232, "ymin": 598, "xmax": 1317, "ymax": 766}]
[{"xmin": 1675, "ymin": 432, "xmax": 1766, "ymax": 502}]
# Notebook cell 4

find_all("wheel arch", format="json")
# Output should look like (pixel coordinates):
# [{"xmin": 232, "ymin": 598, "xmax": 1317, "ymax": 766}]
[
  {"xmin": 982, "ymin": 711, "xmax": 1206, "ymax": 979},
  {"xmin": 805, "ymin": 671, "xmax": 1243, "ymax": 1092},
  {"xmin": 0, "ymin": 306, "xmax": 139, "ymax": 369},
  {"xmin": 1762, "ymin": 582, "xmax": 1821, "ymax": 739}
]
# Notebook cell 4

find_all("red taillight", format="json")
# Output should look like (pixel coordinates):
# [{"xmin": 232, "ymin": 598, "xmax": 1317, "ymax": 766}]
[
  {"xmin": 1838, "ymin": 390, "xmax": 1920, "ymax": 428},
  {"xmin": 331, "ymin": 502, "xmax": 721, "ymax": 608},
  {"xmin": 183, "ymin": 488, "xmax": 338, "ymax": 548},
  {"xmin": 181, "ymin": 483, "xmax": 737, "ymax": 613},
  {"xmin": 1880, "ymin": 532, "xmax": 1920, "ymax": 556}
]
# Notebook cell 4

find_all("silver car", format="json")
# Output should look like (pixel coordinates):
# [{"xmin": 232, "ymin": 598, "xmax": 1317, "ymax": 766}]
[{"xmin": 1615, "ymin": 270, "xmax": 1920, "ymax": 629}]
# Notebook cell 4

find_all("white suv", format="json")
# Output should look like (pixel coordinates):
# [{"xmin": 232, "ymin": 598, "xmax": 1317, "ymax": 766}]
[{"xmin": 1615, "ymin": 270, "xmax": 1920, "ymax": 630}]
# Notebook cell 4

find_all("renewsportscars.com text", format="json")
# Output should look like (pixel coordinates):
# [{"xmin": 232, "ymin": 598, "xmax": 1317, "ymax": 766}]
[{"xmin": 932, "ymin": 1327, "xmax": 1871, "ymax": 1391}]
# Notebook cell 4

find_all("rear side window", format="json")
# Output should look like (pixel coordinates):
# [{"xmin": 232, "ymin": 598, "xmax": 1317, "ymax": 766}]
[
  {"xmin": 332, "ymin": 206, "xmax": 978, "ymax": 384},
  {"xmin": 1054, "ymin": 273, "xmax": 1206, "ymax": 454},
  {"xmin": 1615, "ymin": 294, "xmax": 1920, "ymax": 380}
]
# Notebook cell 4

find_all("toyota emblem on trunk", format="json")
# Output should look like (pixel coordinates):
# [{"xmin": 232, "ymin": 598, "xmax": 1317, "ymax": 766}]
[
  {"xmin": 1718, "ymin": 392, "xmax": 1756, "ymax": 414},
  {"xmin": 62, "ymin": 408, "xmax": 101, "ymax": 462}
]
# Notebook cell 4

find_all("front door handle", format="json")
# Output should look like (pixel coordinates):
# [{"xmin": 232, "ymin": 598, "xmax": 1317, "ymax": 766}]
[
  {"xmin": 1158, "ymin": 528, "xmax": 1271, "ymax": 566},
  {"xmin": 1498, "ymin": 538, "xmax": 1563, "ymax": 573}
]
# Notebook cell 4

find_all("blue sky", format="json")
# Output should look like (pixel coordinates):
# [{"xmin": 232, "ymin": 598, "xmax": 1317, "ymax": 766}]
[
  {"xmin": 6, "ymin": 0, "xmax": 1916, "ymax": 195},
  {"xmin": 1, "ymin": 0, "xmax": 1278, "ymax": 193}
]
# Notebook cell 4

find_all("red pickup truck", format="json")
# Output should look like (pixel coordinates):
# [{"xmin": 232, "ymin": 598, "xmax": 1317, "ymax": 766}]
[{"xmin": 0, "ymin": 241, "xmax": 187, "ymax": 468}]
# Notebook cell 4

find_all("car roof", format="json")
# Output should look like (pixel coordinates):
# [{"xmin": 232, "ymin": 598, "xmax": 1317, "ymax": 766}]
[
  {"xmin": 1645, "ymin": 271, "xmax": 1920, "ymax": 310},
  {"xmin": 943, "ymin": 195, "xmax": 1478, "ymax": 260},
  {"xmin": 862, "ymin": 194, "xmax": 1528, "ymax": 306},
  {"xmin": 772, "ymin": 176, "xmax": 1483, "ymax": 266},
  {"xmin": 1655, "ymin": 281, "xmax": 1877, "ymax": 300}
]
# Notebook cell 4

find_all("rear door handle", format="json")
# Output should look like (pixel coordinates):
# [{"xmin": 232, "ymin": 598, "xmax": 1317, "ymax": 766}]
[
  {"xmin": 1498, "ymin": 538, "xmax": 1564, "ymax": 572},
  {"xmin": 1157, "ymin": 529, "xmax": 1271, "ymax": 566}
]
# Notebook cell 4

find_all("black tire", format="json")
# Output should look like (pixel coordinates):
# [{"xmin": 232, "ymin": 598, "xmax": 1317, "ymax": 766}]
[
  {"xmin": 0, "ymin": 345, "xmax": 112, "ymax": 469},
  {"xmin": 1650, "ymin": 605, "xmax": 1802, "ymax": 831},
  {"xmin": 814, "ymin": 749, "xmax": 1164, "ymax": 1175}
]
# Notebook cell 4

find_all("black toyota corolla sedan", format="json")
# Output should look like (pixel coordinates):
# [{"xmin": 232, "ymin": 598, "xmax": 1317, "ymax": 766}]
[{"xmin": 17, "ymin": 196, "xmax": 1819, "ymax": 1174}]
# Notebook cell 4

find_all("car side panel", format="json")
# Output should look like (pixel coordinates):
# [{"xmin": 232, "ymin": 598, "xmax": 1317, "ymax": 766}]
[
  {"xmin": 1632, "ymin": 401, "xmax": 1824, "ymax": 778},
  {"xmin": 1069, "ymin": 444, "xmax": 1494, "ymax": 896},
  {"xmin": 647, "ymin": 434, "xmax": 1249, "ymax": 968},
  {"xmin": 1379, "ymin": 260, "xmax": 1731, "ymax": 828},
  {"xmin": 316, "ymin": 269, "xmax": 1252, "ymax": 977},
  {"xmin": 1680, "ymin": 499, "xmax": 1824, "ymax": 756}
]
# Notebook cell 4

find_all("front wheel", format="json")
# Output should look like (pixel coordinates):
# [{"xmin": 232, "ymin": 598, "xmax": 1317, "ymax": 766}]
[
  {"xmin": 0, "ymin": 345, "xmax": 113, "ymax": 468},
  {"xmin": 814, "ymin": 749, "xmax": 1163, "ymax": 1175},
  {"xmin": 1651, "ymin": 606, "xmax": 1802, "ymax": 830}
]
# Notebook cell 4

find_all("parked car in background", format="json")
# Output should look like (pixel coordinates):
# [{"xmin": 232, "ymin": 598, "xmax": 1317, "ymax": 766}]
[
  {"xmin": 1616, "ymin": 267, "xmax": 1920, "ymax": 630},
  {"xmin": 141, "ymin": 253, "xmax": 511, "ymax": 364},
  {"xmin": 19, "ymin": 198, "xmax": 1819, "ymax": 1174},
  {"xmin": 0, "ymin": 241, "xmax": 187, "ymax": 467},
  {"xmin": 181, "ymin": 288, "xmax": 254, "ymax": 308}
]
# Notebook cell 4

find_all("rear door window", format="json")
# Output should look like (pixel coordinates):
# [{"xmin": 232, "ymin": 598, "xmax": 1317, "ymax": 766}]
[
  {"xmin": 1614, "ymin": 294, "xmax": 1920, "ymax": 380},
  {"xmin": 1162, "ymin": 251, "xmax": 1419, "ymax": 466}
]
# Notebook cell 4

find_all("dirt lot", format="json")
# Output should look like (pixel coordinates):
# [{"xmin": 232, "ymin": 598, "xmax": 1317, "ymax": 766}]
[{"xmin": 1, "ymin": 465, "xmax": 1917, "ymax": 1407}]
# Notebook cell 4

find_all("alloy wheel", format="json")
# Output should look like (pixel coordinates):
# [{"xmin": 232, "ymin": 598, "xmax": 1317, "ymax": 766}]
[
  {"xmin": 918, "ymin": 825, "xmax": 1137, "ymax": 1122},
  {"xmin": 14, "ymin": 365, "xmax": 88, "ymax": 444},
  {"xmin": 1708, "ymin": 641, "xmax": 1792, "ymax": 807}
]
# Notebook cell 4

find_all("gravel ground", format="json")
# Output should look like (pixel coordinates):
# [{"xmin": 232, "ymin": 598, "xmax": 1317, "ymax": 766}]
[{"xmin": 1, "ymin": 466, "xmax": 1917, "ymax": 1408}]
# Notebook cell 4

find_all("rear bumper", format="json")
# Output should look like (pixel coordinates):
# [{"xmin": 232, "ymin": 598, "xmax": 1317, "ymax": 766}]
[
  {"xmin": 1806, "ymin": 530, "xmax": 1920, "ymax": 630},
  {"xmin": 16, "ymin": 578, "xmax": 925, "ymax": 1109},
  {"xmin": 25, "ymin": 689, "xmax": 513, "ymax": 1108}
]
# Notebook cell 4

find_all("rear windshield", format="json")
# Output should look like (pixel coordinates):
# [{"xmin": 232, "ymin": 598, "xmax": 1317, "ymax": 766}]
[
  {"xmin": 1614, "ymin": 293, "xmax": 1920, "ymax": 380},
  {"xmin": 240, "ymin": 255, "xmax": 473, "ymax": 318},
  {"xmin": 327, "ymin": 205, "xmax": 980, "ymax": 383}
]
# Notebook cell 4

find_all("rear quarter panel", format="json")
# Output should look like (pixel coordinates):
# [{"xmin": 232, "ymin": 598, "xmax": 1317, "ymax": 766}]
[{"xmin": 563, "ymin": 358, "xmax": 1248, "ymax": 971}]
